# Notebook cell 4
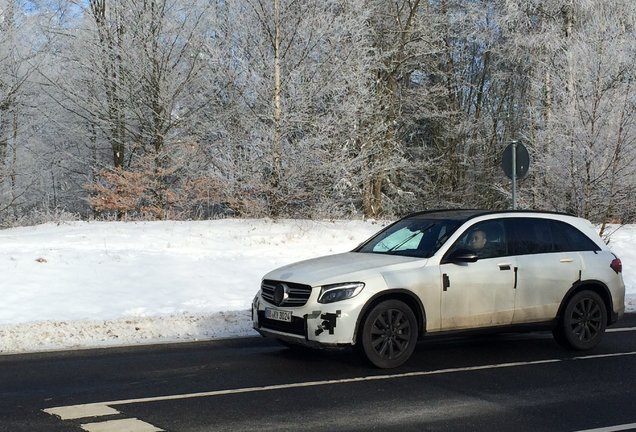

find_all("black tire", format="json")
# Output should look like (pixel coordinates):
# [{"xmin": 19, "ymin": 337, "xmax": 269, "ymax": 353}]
[
  {"xmin": 360, "ymin": 300, "xmax": 418, "ymax": 368},
  {"xmin": 553, "ymin": 290, "xmax": 607, "ymax": 350}
]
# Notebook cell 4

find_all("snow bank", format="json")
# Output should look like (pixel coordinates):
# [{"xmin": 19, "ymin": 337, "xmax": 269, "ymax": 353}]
[{"xmin": 0, "ymin": 219, "xmax": 385, "ymax": 353}]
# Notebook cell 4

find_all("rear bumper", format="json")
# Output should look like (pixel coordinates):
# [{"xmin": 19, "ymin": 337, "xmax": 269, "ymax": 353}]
[
  {"xmin": 609, "ymin": 281, "xmax": 625, "ymax": 325},
  {"xmin": 610, "ymin": 304, "xmax": 624, "ymax": 325}
]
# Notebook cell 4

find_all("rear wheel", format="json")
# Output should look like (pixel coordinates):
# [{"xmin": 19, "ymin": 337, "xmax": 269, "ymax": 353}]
[
  {"xmin": 360, "ymin": 300, "xmax": 418, "ymax": 368},
  {"xmin": 553, "ymin": 290, "xmax": 607, "ymax": 350}
]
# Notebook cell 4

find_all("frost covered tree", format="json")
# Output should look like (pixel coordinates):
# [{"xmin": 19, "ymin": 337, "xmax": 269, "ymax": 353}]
[
  {"xmin": 0, "ymin": 0, "xmax": 50, "ymax": 223},
  {"xmin": 1, "ymin": 0, "xmax": 635, "ymax": 224},
  {"xmin": 510, "ymin": 0, "xmax": 636, "ymax": 223},
  {"xmin": 195, "ymin": 0, "xmax": 381, "ymax": 217},
  {"xmin": 41, "ymin": 0, "xmax": 213, "ymax": 219},
  {"xmin": 0, "ymin": 0, "xmax": 23, "ymax": 219}
]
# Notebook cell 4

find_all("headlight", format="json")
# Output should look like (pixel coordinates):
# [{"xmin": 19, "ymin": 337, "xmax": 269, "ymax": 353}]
[{"xmin": 318, "ymin": 282, "xmax": 365, "ymax": 304}]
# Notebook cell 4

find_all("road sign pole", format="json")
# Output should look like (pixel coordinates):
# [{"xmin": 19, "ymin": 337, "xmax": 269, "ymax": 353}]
[
  {"xmin": 501, "ymin": 140, "xmax": 529, "ymax": 210},
  {"xmin": 512, "ymin": 140, "xmax": 517, "ymax": 210}
]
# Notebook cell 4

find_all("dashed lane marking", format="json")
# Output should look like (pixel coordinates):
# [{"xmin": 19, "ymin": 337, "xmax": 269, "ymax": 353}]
[
  {"xmin": 44, "ymin": 404, "xmax": 120, "ymax": 420},
  {"xmin": 80, "ymin": 418, "xmax": 163, "ymax": 432}
]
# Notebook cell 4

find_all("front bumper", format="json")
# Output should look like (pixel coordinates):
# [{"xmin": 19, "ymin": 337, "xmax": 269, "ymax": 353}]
[{"xmin": 252, "ymin": 293, "xmax": 361, "ymax": 347}]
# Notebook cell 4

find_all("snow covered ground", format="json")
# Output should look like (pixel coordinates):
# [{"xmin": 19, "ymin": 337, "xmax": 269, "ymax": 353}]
[{"xmin": 1, "ymin": 219, "xmax": 634, "ymax": 355}]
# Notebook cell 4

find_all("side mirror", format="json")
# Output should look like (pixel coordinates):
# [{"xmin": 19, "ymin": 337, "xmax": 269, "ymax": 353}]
[{"xmin": 442, "ymin": 248, "xmax": 479, "ymax": 264}]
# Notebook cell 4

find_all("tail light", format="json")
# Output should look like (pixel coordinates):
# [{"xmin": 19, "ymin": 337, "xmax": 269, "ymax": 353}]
[{"xmin": 610, "ymin": 258, "xmax": 622, "ymax": 274}]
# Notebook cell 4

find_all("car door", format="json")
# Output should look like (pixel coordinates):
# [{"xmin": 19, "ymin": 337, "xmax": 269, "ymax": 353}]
[
  {"xmin": 506, "ymin": 218, "xmax": 584, "ymax": 324},
  {"xmin": 439, "ymin": 220, "xmax": 517, "ymax": 330}
]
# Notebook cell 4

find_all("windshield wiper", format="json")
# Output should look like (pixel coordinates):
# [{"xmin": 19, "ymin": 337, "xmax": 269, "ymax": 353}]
[{"xmin": 386, "ymin": 224, "xmax": 434, "ymax": 253}]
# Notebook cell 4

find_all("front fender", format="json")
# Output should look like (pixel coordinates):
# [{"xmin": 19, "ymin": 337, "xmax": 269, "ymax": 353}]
[{"xmin": 352, "ymin": 290, "xmax": 427, "ymax": 345}]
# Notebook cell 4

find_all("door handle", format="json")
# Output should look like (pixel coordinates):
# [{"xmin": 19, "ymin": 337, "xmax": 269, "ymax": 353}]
[
  {"xmin": 560, "ymin": 258, "xmax": 574, "ymax": 263},
  {"xmin": 498, "ymin": 263, "xmax": 511, "ymax": 271}
]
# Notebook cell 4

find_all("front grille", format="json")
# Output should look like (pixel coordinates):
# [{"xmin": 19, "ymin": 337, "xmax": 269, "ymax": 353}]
[
  {"xmin": 261, "ymin": 280, "xmax": 312, "ymax": 307},
  {"xmin": 257, "ymin": 311, "xmax": 306, "ymax": 336}
]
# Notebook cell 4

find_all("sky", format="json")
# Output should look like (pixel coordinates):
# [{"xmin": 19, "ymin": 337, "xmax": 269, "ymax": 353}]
[{"xmin": 0, "ymin": 219, "xmax": 634, "ymax": 355}]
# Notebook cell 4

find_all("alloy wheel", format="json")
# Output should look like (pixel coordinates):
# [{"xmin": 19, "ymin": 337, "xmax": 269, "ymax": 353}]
[
  {"xmin": 569, "ymin": 297, "xmax": 603, "ymax": 342},
  {"xmin": 361, "ymin": 299, "xmax": 418, "ymax": 368},
  {"xmin": 370, "ymin": 308, "xmax": 412, "ymax": 359}
]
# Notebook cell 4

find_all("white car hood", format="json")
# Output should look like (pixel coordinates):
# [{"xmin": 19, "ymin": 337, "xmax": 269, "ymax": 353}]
[{"xmin": 263, "ymin": 252, "xmax": 425, "ymax": 287}]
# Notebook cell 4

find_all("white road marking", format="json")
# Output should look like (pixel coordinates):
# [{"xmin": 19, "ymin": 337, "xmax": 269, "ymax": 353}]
[
  {"xmin": 80, "ymin": 418, "xmax": 163, "ymax": 432},
  {"xmin": 43, "ymin": 350, "xmax": 636, "ymax": 416},
  {"xmin": 607, "ymin": 327, "xmax": 636, "ymax": 333},
  {"xmin": 573, "ymin": 352, "xmax": 636, "ymax": 360},
  {"xmin": 44, "ymin": 404, "xmax": 120, "ymax": 420},
  {"xmin": 46, "ymin": 359, "xmax": 559, "ymax": 412},
  {"xmin": 572, "ymin": 423, "xmax": 636, "ymax": 432}
]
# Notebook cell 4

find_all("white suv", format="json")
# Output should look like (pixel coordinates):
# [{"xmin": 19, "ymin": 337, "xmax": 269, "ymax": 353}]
[{"xmin": 252, "ymin": 210, "xmax": 625, "ymax": 368}]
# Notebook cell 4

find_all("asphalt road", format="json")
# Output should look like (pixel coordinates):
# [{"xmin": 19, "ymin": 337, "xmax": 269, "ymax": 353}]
[{"xmin": 1, "ymin": 314, "xmax": 636, "ymax": 432}]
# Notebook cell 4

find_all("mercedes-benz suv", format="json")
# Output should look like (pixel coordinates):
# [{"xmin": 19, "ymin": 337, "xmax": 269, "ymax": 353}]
[{"xmin": 252, "ymin": 210, "xmax": 625, "ymax": 368}]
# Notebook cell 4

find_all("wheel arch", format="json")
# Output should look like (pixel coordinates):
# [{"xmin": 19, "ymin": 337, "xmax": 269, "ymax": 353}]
[
  {"xmin": 556, "ymin": 280, "xmax": 615, "ymax": 326},
  {"xmin": 353, "ymin": 289, "xmax": 427, "ymax": 345}
]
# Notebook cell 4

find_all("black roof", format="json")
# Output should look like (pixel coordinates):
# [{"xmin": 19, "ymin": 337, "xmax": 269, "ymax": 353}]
[
  {"xmin": 406, "ymin": 209, "xmax": 490, "ymax": 221},
  {"xmin": 404, "ymin": 208, "xmax": 576, "ymax": 222}
]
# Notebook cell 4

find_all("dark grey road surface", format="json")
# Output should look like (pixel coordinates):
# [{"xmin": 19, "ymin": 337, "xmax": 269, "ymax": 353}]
[{"xmin": 1, "ymin": 314, "xmax": 635, "ymax": 432}]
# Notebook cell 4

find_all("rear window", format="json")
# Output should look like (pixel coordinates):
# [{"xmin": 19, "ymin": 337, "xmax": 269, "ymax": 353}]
[
  {"xmin": 506, "ymin": 218, "xmax": 600, "ymax": 255},
  {"xmin": 550, "ymin": 220, "xmax": 601, "ymax": 252}
]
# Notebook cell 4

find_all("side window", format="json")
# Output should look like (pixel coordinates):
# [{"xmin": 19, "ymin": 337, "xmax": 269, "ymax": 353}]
[
  {"xmin": 507, "ymin": 218, "xmax": 554, "ymax": 255},
  {"xmin": 550, "ymin": 220, "xmax": 601, "ymax": 252},
  {"xmin": 450, "ymin": 220, "xmax": 507, "ymax": 259}
]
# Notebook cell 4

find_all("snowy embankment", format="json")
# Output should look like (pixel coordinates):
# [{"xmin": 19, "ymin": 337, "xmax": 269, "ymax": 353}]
[{"xmin": 0, "ymin": 219, "xmax": 634, "ymax": 355}]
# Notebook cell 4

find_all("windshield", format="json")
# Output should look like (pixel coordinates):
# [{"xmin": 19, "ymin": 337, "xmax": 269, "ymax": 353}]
[{"xmin": 355, "ymin": 217, "xmax": 462, "ymax": 258}]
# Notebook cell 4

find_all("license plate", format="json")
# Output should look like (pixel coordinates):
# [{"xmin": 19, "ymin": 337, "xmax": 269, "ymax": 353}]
[{"xmin": 265, "ymin": 308, "xmax": 292, "ymax": 322}]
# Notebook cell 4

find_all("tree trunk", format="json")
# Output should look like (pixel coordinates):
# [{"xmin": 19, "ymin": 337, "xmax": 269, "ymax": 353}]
[
  {"xmin": 270, "ymin": 0, "xmax": 283, "ymax": 216},
  {"xmin": 10, "ymin": 107, "xmax": 18, "ymax": 212},
  {"xmin": 90, "ymin": 0, "xmax": 127, "ymax": 169},
  {"xmin": 362, "ymin": 0, "xmax": 421, "ymax": 218}
]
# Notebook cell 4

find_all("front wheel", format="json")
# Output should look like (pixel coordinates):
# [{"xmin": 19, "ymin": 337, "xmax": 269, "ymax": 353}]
[
  {"xmin": 553, "ymin": 290, "xmax": 607, "ymax": 350},
  {"xmin": 360, "ymin": 300, "xmax": 418, "ymax": 368}
]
